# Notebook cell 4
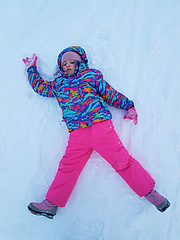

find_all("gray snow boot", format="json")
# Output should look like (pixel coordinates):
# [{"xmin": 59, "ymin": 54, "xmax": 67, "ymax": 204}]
[
  {"xmin": 28, "ymin": 199, "xmax": 58, "ymax": 219},
  {"xmin": 155, "ymin": 197, "xmax": 170, "ymax": 212},
  {"xmin": 145, "ymin": 189, "xmax": 170, "ymax": 213}
]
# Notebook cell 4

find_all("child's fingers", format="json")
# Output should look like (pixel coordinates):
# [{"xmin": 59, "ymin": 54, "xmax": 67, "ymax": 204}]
[
  {"xmin": 123, "ymin": 115, "xmax": 133, "ymax": 120},
  {"xmin": 22, "ymin": 57, "xmax": 30, "ymax": 63},
  {"xmin": 133, "ymin": 117, "xmax": 138, "ymax": 125}
]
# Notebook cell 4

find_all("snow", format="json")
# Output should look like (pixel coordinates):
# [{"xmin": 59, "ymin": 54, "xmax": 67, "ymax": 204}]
[{"xmin": 0, "ymin": 0, "xmax": 180, "ymax": 239}]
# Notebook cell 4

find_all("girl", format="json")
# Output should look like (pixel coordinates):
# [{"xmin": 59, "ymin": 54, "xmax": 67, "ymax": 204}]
[{"xmin": 23, "ymin": 46, "xmax": 170, "ymax": 219}]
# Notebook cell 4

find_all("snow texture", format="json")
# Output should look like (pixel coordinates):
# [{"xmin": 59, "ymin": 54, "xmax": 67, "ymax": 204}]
[{"xmin": 0, "ymin": 0, "xmax": 180, "ymax": 239}]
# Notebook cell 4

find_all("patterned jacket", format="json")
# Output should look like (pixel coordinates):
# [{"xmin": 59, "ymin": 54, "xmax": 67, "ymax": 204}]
[{"xmin": 27, "ymin": 46, "xmax": 134, "ymax": 132}]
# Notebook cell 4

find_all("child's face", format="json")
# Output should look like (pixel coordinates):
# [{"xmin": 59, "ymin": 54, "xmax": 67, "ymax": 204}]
[{"xmin": 62, "ymin": 60, "xmax": 76, "ymax": 75}]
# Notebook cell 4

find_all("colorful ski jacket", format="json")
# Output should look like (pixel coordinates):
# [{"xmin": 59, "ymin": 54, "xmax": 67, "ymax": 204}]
[{"xmin": 27, "ymin": 46, "xmax": 134, "ymax": 132}]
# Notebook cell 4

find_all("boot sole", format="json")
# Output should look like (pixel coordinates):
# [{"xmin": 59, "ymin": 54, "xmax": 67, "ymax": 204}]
[
  {"xmin": 28, "ymin": 206, "xmax": 55, "ymax": 219},
  {"xmin": 157, "ymin": 200, "xmax": 170, "ymax": 213}
]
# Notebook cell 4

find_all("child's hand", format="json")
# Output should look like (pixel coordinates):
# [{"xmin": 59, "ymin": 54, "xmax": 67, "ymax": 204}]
[
  {"xmin": 123, "ymin": 107, "xmax": 138, "ymax": 125},
  {"xmin": 22, "ymin": 53, "xmax": 37, "ymax": 69}
]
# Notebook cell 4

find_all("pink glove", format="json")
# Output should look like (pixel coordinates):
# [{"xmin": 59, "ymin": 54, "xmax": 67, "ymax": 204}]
[
  {"xmin": 22, "ymin": 53, "xmax": 37, "ymax": 69},
  {"xmin": 123, "ymin": 107, "xmax": 138, "ymax": 125}
]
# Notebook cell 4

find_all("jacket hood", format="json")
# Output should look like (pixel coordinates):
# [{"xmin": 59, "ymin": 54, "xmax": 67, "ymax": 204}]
[{"xmin": 57, "ymin": 46, "xmax": 89, "ymax": 77}]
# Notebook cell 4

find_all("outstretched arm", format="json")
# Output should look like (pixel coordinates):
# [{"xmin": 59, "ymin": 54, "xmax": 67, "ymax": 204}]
[
  {"xmin": 95, "ymin": 70, "xmax": 138, "ymax": 125},
  {"xmin": 95, "ymin": 70, "xmax": 134, "ymax": 110},
  {"xmin": 22, "ymin": 54, "xmax": 55, "ymax": 98}
]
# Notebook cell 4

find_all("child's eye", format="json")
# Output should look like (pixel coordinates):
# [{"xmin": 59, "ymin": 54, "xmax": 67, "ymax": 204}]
[
  {"xmin": 63, "ymin": 62, "xmax": 67, "ymax": 66},
  {"xmin": 70, "ymin": 61, "xmax": 75, "ymax": 64}
]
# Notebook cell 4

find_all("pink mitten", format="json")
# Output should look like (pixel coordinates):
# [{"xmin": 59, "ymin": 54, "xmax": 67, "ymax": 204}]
[
  {"xmin": 22, "ymin": 53, "xmax": 37, "ymax": 69},
  {"xmin": 123, "ymin": 107, "xmax": 138, "ymax": 125}
]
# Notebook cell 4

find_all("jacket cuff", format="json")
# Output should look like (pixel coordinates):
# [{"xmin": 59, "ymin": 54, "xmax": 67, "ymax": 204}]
[
  {"xmin": 27, "ymin": 66, "xmax": 37, "ymax": 73},
  {"xmin": 127, "ymin": 103, "xmax": 134, "ymax": 110}
]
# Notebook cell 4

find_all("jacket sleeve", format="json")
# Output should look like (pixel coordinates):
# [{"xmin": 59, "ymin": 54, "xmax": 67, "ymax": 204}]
[
  {"xmin": 27, "ymin": 66, "xmax": 56, "ymax": 98},
  {"xmin": 95, "ymin": 70, "xmax": 134, "ymax": 110}
]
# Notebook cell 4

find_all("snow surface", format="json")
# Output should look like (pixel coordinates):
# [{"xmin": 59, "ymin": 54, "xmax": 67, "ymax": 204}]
[{"xmin": 0, "ymin": 0, "xmax": 180, "ymax": 239}]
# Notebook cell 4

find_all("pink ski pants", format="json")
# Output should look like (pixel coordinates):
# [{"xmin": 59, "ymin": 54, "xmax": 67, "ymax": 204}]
[{"xmin": 46, "ymin": 120, "xmax": 155, "ymax": 207}]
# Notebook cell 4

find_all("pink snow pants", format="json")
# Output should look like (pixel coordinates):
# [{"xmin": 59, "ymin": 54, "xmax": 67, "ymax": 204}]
[{"xmin": 46, "ymin": 120, "xmax": 155, "ymax": 207}]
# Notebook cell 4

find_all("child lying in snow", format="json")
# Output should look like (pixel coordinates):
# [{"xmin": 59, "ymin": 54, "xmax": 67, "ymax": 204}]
[{"xmin": 23, "ymin": 46, "xmax": 170, "ymax": 219}]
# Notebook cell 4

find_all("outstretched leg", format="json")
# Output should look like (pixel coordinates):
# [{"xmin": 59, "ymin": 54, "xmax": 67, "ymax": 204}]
[
  {"xmin": 91, "ymin": 120, "xmax": 170, "ymax": 212},
  {"xmin": 46, "ymin": 129, "xmax": 93, "ymax": 207}
]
